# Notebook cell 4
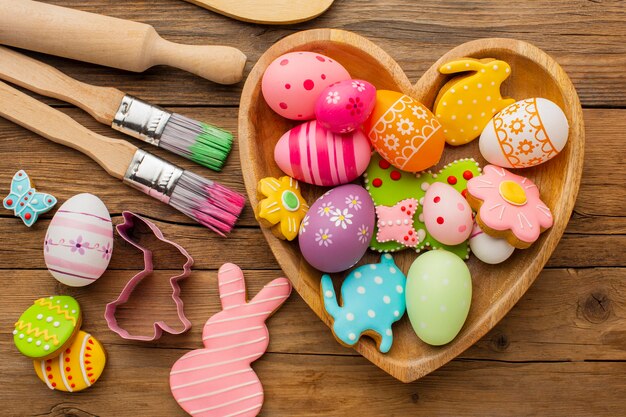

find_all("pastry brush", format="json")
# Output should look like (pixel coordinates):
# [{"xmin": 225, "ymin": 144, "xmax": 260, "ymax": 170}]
[
  {"xmin": 0, "ymin": 81, "xmax": 245, "ymax": 236},
  {"xmin": 0, "ymin": 46, "xmax": 232, "ymax": 172}
]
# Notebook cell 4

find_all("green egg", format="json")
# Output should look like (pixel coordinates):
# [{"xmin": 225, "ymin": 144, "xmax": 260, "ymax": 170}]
[{"xmin": 406, "ymin": 250, "xmax": 472, "ymax": 345}]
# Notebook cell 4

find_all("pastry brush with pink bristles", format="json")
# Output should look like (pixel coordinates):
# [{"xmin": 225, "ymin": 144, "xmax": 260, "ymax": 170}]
[{"xmin": 0, "ymin": 80, "xmax": 245, "ymax": 236}]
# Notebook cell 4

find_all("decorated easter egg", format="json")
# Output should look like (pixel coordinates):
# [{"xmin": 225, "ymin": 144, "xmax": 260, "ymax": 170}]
[
  {"xmin": 44, "ymin": 193, "xmax": 113, "ymax": 287},
  {"xmin": 406, "ymin": 250, "xmax": 472, "ymax": 346},
  {"xmin": 299, "ymin": 185, "xmax": 375, "ymax": 273},
  {"xmin": 33, "ymin": 330, "xmax": 106, "ymax": 392},
  {"xmin": 479, "ymin": 98, "xmax": 569, "ymax": 168},
  {"xmin": 274, "ymin": 120, "xmax": 371, "ymax": 186},
  {"xmin": 422, "ymin": 182, "xmax": 473, "ymax": 246},
  {"xmin": 13, "ymin": 295, "xmax": 81, "ymax": 360},
  {"xmin": 364, "ymin": 90, "xmax": 445, "ymax": 173},
  {"xmin": 469, "ymin": 222, "xmax": 515, "ymax": 264},
  {"xmin": 261, "ymin": 52, "xmax": 351, "ymax": 120},
  {"xmin": 314, "ymin": 79, "xmax": 376, "ymax": 133}
]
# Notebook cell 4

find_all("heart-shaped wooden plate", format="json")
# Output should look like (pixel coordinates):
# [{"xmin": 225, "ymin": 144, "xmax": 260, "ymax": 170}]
[{"xmin": 238, "ymin": 29, "xmax": 584, "ymax": 382}]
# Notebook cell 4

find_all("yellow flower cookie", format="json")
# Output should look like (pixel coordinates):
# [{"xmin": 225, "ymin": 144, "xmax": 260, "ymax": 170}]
[
  {"xmin": 33, "ymin": 330, "xmax": 106, "ymax": 392},
  {"xmin": 434, "ymin": 58, "xmax": 515, "ymax": 146},
  {"xmin": 255, "ymin": 176, "xmax": 309, "ymax": 241}
]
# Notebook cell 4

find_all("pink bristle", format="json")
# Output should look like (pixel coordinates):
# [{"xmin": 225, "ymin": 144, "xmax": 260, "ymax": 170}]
[{"xmin": 169, "ymin": 171, "xmax": 246, "ymax": 235}]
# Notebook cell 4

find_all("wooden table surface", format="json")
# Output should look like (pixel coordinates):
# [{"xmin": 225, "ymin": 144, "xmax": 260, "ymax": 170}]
[{"xmin": 1, "ymin": 1, "xmax": 625, "ymax": 416}]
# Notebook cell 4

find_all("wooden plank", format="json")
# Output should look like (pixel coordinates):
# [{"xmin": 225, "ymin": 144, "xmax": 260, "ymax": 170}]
[
  {"xmin": 3, "ymin": 0, "xmax": 624, "ymax": 107},
  {"xmin": 1, "ymin": 268, "xmax": 624, "ymax": 361},
  {"xmin": 1, "ymin": 107, "xmax": 623, "ymax": 223},
  {"xmin": 1, "ymin": 103, "xmax": 624, "ymax": 270},
  {"xmin": 1, "ymin": 215, "xmax": 625, "ymax": 269},
  {"xmin": 1, "ymin": 347, "xmax": 625, "ymax": 416}
]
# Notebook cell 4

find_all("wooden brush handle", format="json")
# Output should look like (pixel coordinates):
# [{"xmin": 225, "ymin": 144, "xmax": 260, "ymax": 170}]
[
  {"xmin": 0, "ymin": 46, "xmax": 124, "ymax": 125},
  {"xmin": 0, "ymin": 0, "xmax": 246, "ymax": 84},
  {"xmin": 0, "ymin": 81, "xmax": 136, "ymax": 179}
]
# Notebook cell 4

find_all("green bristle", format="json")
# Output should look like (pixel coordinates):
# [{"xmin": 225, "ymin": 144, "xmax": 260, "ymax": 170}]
[{"xmin": 189, "ymin": 123, "xmax": 233, "ymax": 171}]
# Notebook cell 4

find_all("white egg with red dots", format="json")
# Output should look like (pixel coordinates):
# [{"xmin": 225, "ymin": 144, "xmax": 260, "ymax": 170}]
[
  {"xmin": 44, "ymin": 193, "xmax": 113, "ymax": 287},
  {"xmin": 261, "ymin": 51, "xmax": 351, "ymax": 120},
  {"xmin": 422, "ymin": 182, "xmax": 473, "ymax": 246}
]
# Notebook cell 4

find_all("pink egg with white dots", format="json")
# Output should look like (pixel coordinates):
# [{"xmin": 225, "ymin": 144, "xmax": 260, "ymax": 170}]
[
  {"xmin": 422, "ymin": 182, "xmax": 473, "ymax": 246},
  {"xmin": 261, "ymin": 52, "xmax": 351, "ymax": 120},
  {"xmin": 315, "ymin": 79, "xmax": 376, "ymax": 133}
]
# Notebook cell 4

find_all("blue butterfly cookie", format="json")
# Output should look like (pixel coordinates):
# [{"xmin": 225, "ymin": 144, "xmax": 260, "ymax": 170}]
[
  {"xmin": 3, "ymin": 170, "xmax": 56, "ymax": 226},
  {"xmin": 321, "ymin": 254, "xmax": 406, "ymax": 353}
]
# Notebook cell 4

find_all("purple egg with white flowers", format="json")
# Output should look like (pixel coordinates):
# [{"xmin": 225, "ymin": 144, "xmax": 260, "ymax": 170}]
[
  {"xmin": 298, "ymin": 184, "xmax": 375, "ymax": 273},
  {"xmin": 314, "ymin": 79, "xmax": 376, "ymax": 133}
]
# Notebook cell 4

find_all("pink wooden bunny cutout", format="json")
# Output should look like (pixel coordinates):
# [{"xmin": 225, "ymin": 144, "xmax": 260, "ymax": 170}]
[{"xmin": 170, "ymin": 263, "xmax": 291, "ymax": 417}]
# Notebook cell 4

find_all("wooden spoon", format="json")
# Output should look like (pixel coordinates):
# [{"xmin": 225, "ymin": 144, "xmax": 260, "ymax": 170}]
[
  {"xmin": 183, "ymin": 0, "xmax": 334, "ymax": 25},
  {"xmin": 238, "ymin": 29, "xmax": 584, "ymax": 382}
]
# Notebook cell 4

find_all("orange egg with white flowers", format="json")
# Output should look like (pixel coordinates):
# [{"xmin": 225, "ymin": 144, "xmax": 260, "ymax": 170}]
[{"xmin": 365, "ymin": 90, "xmax": 445, "ymax": 173}]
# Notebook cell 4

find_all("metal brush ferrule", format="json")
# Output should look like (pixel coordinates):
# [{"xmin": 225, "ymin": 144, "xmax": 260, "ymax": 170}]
[
  {"xmin": 123, "ymin": 149, "xmax": 183, "ymax": 203},
  {"xmin": 112, "ymin": 95, "xmax": 172, "ymax": 146}
]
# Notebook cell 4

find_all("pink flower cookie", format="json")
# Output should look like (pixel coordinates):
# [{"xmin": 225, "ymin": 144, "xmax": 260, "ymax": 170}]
[
  {"xmin": 170, "ymin": 263, "xmax": 291, "ymax": 417},
  {"xmin": 466, "ymin": 165, "xmax": 553, "ymax": 249}
]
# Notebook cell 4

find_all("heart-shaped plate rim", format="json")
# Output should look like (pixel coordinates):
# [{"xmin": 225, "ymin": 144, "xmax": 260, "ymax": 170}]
[{"xmin": 238, "ymin": 29, "xmax": 584, "ymax": 382}]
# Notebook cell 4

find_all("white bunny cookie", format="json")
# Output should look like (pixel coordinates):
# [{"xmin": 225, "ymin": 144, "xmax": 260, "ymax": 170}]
[{"xmin": 434, "ymin": 58, "xmax": 515, "ymax": 146}]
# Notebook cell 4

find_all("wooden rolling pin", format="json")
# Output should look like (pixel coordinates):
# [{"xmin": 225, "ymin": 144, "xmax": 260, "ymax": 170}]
[{"xmin": 0, "ymin": 0, "xmax": 246, "ymax": 84}]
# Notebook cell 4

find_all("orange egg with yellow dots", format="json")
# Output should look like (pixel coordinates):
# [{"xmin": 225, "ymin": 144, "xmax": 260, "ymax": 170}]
[
  {"xmin": 364, "ymin": 90, "xmax": 445, "ymax": 173},
  {"xmin": 33, "ymin": 331, "xmax": 106, "ymax": 392}
]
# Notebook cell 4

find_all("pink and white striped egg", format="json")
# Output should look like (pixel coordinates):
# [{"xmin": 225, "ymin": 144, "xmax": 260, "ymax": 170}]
[
  {"xmin": 44, "ymin": 193, "xmax": 113, "ymax": 287},
  {"xmin": 261, "ymin": 52, "xmax": 351, "ymax": 120},
  {"xmin": 315, "ymin": 79, "xmax": 376, "ymax": 133},
  {"xmin": 422, "ymin": 183, "xmax": 473, "ymax": 246},
  {"xmin": 274, "ymin": 120, "xmax": 371, "ymax": 186}
]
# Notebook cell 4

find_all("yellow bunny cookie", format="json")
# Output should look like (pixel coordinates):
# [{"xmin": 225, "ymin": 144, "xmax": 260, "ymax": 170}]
[{"xmin": 434, "ymin": 58, "xmax": 515, "ymax": 146}]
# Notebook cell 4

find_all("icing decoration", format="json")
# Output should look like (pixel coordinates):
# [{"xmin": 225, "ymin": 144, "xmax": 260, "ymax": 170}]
[
  {"xmin": 44, "ymin": 193, "xmax": 113, "ymax": 287},
  {"xmin": 3, "ymin": 170, "xmax": 56, "ymax": 227},
  {"xmin": 466, "ymin": 165, "xmax": 553, "ymax": 249},
  {"xmin": 434, "ymin": 58, "xmax": 515, "ymax": 146},
  {"xmin": 469, "ymin": 222, "xmax": 515, "ymax": 264},
  {"xmin": 255, "ymin": 176, "xmax": 308, "ymax": 241},
  {"xmin": 299, "ymin": 184, "xmax": 375, "ymax": 273},
  {"xmin": 406, "ymin": 250, "xmax": 472, "ymax": 346},
  {"xmin": 274, "ymin": 120, "xmax": 371, "ymax": 186},
  {"xmin": 261, "ymin": 51, "xmax": 351, "ymax": 120},
  {"xmin": 321, "ymin": 254, "xmax": 406, "ymax": 353},
  {"xmin": 479, "ymin": 97, "xmax": 570, "ymax": 168},
  {"xmin": 104, "ymin": 211, "xmax": 193, "ymax": 341},
  {"xmin": 363, "ymin": 153, "xmax": 481, "ymax": 259},
  {"xmin": 170, "ymin": 263, "xmax": 291, "ymax": 417},
  {"xmin": 364, "ymin": 90, "xmax": 445, "ymax": 173},
  {"xmin": 33, "ymin": 330, "xmax": 106, "ymax": 392},
  {"xmin": 315, "ymin": 79, "xmax": 376, "ymax": 133},
  {"xmin": 375, "ymin": 198, "xmax": 420, "ymax": 248},
  {"xmin": 422, "ymin": 183, "xmax": 473, "ymax": 246},
  {"xmin": 14, "ymin": 296, "xmax": 81, "ymax": 359}
]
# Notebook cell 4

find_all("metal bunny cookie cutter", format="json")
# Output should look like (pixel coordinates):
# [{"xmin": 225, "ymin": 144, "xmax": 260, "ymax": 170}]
[{"xmin": 104, "ymin": 211, "xmax": 193, "ymax": 341}]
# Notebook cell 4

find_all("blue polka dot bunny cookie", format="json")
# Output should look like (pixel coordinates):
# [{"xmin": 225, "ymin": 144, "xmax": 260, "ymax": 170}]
[{"xmin": 320, "ymin": 254, "xmax": 406, "ymax": 353}]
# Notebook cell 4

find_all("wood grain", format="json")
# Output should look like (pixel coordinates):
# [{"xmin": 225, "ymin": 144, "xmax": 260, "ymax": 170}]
[
  {"xmin": 7, "ymin": 0, "xmax": 625, "ymax": 107},
  {"xmin": 0, "ymin": 0, "xmax": 624, "ymax": 414}
]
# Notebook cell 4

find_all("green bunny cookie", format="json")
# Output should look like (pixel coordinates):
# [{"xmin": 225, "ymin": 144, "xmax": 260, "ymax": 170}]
[
  {"xmin": 363, "ymin": 153, "xmax": 481, "ymax": 259},
  {"xmin": 13, "ymin": 296, "xmax": 81, "ymax": 360}
]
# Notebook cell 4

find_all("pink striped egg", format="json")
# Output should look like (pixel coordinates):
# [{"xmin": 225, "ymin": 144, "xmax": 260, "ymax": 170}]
[
  {"xmin": 44, "ymin": 193, "xmax": 113, "ymax": 287},
  {"xmin": 274, "ymin": 120, "xmax": 371, "ymax": 186}
]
